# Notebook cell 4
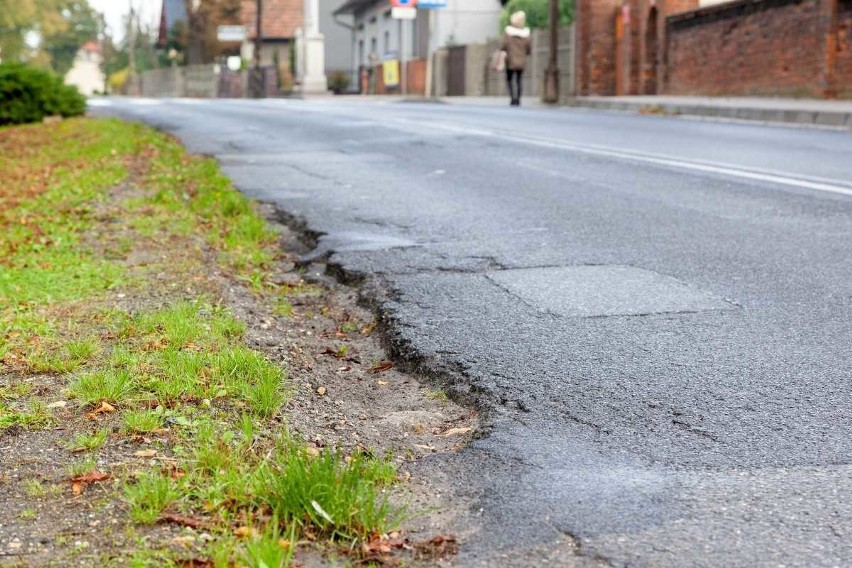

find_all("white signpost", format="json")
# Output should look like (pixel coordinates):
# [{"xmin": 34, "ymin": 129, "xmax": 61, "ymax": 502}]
[
  {"xmin": 217, "ymin": 25, "xmax": 247, "ymax": 42},
  {"xmin": 391, "ymin": 7, "xmax": 417, "ymax": 19}
]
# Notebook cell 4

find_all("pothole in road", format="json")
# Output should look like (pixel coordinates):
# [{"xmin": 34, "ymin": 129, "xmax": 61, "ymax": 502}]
[
  {"xmin": 301, "ymin": 231, "xmax": 419, "ymax": 263},
  {"xmin": 487, "ymin": 265, "xmax": 736, "ymax": 318}
]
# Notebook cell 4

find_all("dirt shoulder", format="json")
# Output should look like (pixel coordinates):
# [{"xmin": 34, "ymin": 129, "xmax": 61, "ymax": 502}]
[{"xmin": 0, "ymin": 118, "xmax": 477, "ymax": 567}]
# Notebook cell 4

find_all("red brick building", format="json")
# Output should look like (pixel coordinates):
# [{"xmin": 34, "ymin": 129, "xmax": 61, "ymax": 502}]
[{"xmin": 575, "ymin": 0, "xmax": 852, "ymax": 99}]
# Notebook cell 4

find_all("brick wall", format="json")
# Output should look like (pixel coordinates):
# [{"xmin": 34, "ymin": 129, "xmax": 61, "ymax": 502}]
[
  {"xmin": 838, "ymin": 0, "xmax": 852, "ymax": 97},
  {"xmin": 576, "ymin": 0, "xmax": 620, "ymax": 95},
  {"xmin": 664, "ymin": 0, "xmax": 835, "ymax": 97},
  {"xmin": 577, "ymin": 0, "xmax": 699, "ymax": 96}
]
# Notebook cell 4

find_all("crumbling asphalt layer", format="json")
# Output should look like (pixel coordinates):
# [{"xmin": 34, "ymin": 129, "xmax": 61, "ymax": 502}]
[{"xmin": 95, "ymin": 98, "xmax": 852, "ymax": 567}]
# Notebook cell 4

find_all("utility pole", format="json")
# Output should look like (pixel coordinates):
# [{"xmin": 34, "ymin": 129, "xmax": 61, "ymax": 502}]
[
  {"xmin": 400, "ymin": 19, "xmax": 407, "ymax": 97},
  {"xmin": 251, "ymin": 0, "xmax": 264, "ymax": 97},
  {"xmin": 543, "ymin": 0, "xmax": 559, "ymax": 103},
  {"xmin": 127, "ymin": 0, "xmax": 139, "ymax": 95}
]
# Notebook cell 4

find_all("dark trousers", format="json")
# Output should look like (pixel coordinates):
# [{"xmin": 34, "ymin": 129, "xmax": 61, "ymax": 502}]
[{"xmin": 506, "ymin": 69, "xmax": 523, "ymax": 105}]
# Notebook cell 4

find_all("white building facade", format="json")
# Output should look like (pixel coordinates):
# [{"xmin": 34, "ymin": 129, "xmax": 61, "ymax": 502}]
[
  {"xmin": 334, "ymin": 0, "xmax": 502, "ymax": 85},
  {"xmin": 65, "ymin": 42, "xmax": 105, "ymax": 96}
]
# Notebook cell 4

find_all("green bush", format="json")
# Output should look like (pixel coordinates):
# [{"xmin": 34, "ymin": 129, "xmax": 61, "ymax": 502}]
[
  {"xmin": 0, "ymin": 63, "xmax": 86, "ymax": 126},
  {"xmin": 327, "ymin": 70, "xmax": 351, "ymax": 94}
]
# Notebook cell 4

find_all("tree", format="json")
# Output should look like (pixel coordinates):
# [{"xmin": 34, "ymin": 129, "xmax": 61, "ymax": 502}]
[
  {"xmin": 0, "ymin": 0, "xmax": 102, "ymax": 76},
  {"xmin": 43, "ymin": 2, "xmax": 103, "ymax": 76},
  {"xmin": 174, "ymin": 0, "xmax": 241, "ymax": 65},
  {"xmin": 499, "ymin": 0, "xmax": 573, "ymax": 30}
]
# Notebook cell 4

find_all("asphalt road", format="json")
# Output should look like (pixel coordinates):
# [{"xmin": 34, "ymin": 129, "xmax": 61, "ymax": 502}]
[{"xmin": 94, "ymin": 97, "xmax": 852, "ymax": 567}]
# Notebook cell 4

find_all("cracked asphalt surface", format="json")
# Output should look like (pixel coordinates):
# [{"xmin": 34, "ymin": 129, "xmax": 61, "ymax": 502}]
[{"xmin": 95, "ymin": 98, "xmax": 852, "ymax": 567}]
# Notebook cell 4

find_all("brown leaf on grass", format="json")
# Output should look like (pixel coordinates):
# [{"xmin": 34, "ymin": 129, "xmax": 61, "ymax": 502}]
[
  {"xmin": 234, "ymin": 526, "xmax": 256, "ymax": 539},
  {"xmin": 160, "ymin": 513, "xmax": 208, "ymax": 530},
  {"xmin": 69, "ymin": 471, "xmax": 110, "ymax": 496},
  {"xmin": 166, "ymin": 464, "xmax": 186, "ymax": 479},
  {"xmin": 84, "ymin": 401, "xmax": 116, "ymax": 420},
  {"xmin": 369, "ymin": 361, "xmax": 394, "ymax": 374}
]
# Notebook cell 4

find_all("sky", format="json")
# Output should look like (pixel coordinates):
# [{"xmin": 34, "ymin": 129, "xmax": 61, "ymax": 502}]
[{"xmin": 89, "ymin": 0, "xmax": 162, "ymax": 41}]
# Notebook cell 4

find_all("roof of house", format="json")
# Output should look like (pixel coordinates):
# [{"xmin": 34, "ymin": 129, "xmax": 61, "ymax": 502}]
[
  {"xmin": 242, "ymin": 0, "xmax": 303, "ymax": 40},
  {"xmin": 333, "ymin": 0, "xmax": 380, "ymax": 16},
  {"xmin": 82, "ymin": 41, "xmax": 101, "ymax": 53}
]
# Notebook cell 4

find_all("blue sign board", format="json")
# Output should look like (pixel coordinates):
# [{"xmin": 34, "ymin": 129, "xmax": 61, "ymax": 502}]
[{"xmin": 418, "ymin": 0, "xmax": 447, "ymax": 7}]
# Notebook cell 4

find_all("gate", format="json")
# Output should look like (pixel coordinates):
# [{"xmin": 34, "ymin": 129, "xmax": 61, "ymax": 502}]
[{"xmin": 447, "ymin": 45, "xmax": 466, "ymax": 96}]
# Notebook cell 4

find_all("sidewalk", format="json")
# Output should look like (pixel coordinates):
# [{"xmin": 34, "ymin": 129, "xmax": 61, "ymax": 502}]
[
  {"xmin": 311, "ymin": 93, "xmax": 852, "ymax": 128},
  {"xmin": 569, "ymin": 96, "xmax": 852, "ymax": 128}
]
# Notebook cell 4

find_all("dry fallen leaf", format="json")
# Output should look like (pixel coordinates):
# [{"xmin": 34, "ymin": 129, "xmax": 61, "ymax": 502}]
[
  {"xmin": 176, "ymin": 559, "xmax": 214, "ymax": 568},
  {"xmin": 234, "ymin": 526, "xmax": 256, "ymax": 539},
  {"xmin": 305, "ymin": 446, "xmax": 320, "ymax": 457},
  {"xmin": 160, "ymin": 513, "xmax": 207, "ymax": 529},
  {"xmin": 444, "ymin": 427, "xmax": 473, "ymax": 437},
  {"xmin": 46, "ymin": 401, "xmax": 67, "ymax": 409},
  {"xmin": 166, "ymin": 465, "xmax": 186, "ymax": 479},
  {"xmin": 134, "ymin": 449, "xmax": 158, "ymax": 458},
  {"xmin": 316, "ymin": 386, "xmax": 327, "ymax": 396},
  {"xmin": 369, "ymin": 361, "xmax": 394, "ymax": 374},
  {"xmin": 70, "ymin": 471, "xmax": 110, "ymax": 496},
  {"xmin": 376, "ymin": 380, "xmax": 388, "ymax": 386},
  {"xmin": 414, "ymin": 534, "xmax": 459, "ymax": 559},
  {"xmin": 84, "ymin": 401, "xmax": 116, "ymax": 419},
  {"xmin": 172, "ymin": 536, "xmax": 196, "ymax": 547}
]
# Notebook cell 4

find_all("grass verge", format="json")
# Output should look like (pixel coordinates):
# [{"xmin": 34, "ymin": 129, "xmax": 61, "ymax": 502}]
[{"xmin": 0, "ymin": 118, "xmax": 408, "ymax": 566}]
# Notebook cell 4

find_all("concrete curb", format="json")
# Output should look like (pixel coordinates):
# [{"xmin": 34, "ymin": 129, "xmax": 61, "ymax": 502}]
[{"xmin": 569, "ymin": 99, "xmax": 852, "ymax": 129}]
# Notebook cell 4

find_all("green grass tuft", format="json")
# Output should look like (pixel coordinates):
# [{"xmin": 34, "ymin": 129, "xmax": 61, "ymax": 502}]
[
  {"xmin": 123, "ymin": 410, "xmax": 164, "ymax": 434},
  {"xmin": 68, "ymin": 429, "xmax": 109, "ymax": 452},
  {"xmin": 71, "ymin": 369, "xmax": 136, "ymax": 406},
  {"xmin": 125, "ymin": 472, "xmax": 179, "ymax": 524}
]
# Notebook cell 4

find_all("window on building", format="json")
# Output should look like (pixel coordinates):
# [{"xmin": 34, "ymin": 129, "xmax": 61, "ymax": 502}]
[{"xmin": 384, "ymin": 30, "xmax": 390, "ymax": 55}]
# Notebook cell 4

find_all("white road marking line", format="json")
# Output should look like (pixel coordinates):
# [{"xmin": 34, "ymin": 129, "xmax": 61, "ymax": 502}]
[
  {"xmin": 391, "ymin": 117, "xmax": 852, "ymax": 199},
  {"xmin": 127, "ymin": 98, "xmax": 164, "ymax": 106},
  {"xmin": 513, "ymin": 134, "xmax": 852, "ymax": 198},
  {"xmin": 86, "ymin": 99, "xmax": 112, "ymax": 107}
]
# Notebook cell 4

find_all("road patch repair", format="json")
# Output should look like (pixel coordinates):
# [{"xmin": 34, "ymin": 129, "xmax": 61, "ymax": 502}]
[
  {"xmin": 487, "ymin": 265, "xmax": 735, "ymax": 318},
  {"xmin": 0, "ymin": 118, "xmax": 474, "ymax": 566}
]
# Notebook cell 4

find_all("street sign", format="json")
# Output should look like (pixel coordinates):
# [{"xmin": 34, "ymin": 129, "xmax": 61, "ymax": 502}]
[
  {"xmin": 217, "ymin": 25, "xmax": 246, "ymax": 42},
  {"xmin": 417, "ymin": 0, "xmax": 447, "ymax": 7},
  {"xmin": 391, "ymin": 7, "xmax": 417, "ymax": 19},
  {"xmin": 383, "ymin": 60, "xmax": 400, "ymax": 87},
  {"xmin": 389, "ymin": 0, "xmax": 417, "ymax": 7}
]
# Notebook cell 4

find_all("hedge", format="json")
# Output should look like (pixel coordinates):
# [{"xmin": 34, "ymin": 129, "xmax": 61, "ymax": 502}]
[{"xmin": 0, "ymin": 63, "xmax": 86, "ymax": 126}]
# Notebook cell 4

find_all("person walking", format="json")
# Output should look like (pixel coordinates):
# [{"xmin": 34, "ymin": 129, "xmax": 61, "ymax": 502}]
[{"xmin": 502, "ymin": 11, "xmax": 531, "ymax": 107}]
